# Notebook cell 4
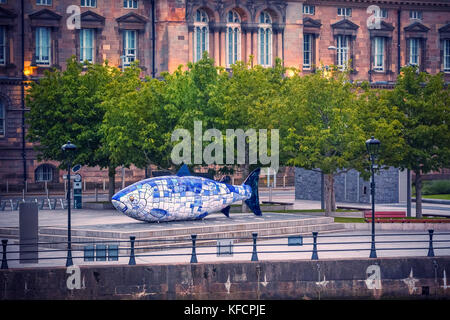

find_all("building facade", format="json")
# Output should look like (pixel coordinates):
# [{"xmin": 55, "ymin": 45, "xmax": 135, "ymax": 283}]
[{"xmin": 0, "ymin": 0, "xmax": 449, "ymax": 192}]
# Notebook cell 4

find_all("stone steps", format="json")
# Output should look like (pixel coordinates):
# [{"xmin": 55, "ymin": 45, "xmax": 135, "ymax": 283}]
[
  {"xmin": 47, "ymin": 216, "xmax": 336, "ymax": 238},
  {"xmin": 0, "ymin": 215, "xmax": 346, "ymax": 254}
]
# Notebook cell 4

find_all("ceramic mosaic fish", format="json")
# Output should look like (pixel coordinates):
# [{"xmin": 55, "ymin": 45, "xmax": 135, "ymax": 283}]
[{"xmin": 111, "ymin": 165, "xmax": 261, "ymax": 222}]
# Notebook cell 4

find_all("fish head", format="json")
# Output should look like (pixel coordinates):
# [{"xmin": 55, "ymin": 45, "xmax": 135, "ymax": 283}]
[{"xmin": 111, "ymin": 184, "xmax": 148, "ymax": 216}]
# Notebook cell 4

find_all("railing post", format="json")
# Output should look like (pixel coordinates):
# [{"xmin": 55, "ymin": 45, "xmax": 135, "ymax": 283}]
[
  {"xmin": 311, "ymin": 232, "xmax": 319, "ymax": 260},
  {"xmin": 427, "ymin": 229, "xmax": 435, "ymax": 257},
  {"xmin": 190, "ymin": 234, "xmax": 198, "ymax": 263},
  {"xmin": 251, "ymin": 232, "xmax": 258, "ymax": 262},
  {"xmin": 1, "ymin": 240, "xmax": 8, "ymax": 270},
  {"xmin": 128, "ymin": 236, "xmax": 136, "ymax": 265}
]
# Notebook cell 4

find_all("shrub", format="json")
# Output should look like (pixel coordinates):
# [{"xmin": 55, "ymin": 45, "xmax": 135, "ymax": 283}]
[{"xmin": 421, "ymin": 180, "xmax": 450, "ymax": 195}]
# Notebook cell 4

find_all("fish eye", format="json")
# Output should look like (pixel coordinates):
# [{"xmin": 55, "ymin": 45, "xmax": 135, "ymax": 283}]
[{"xmin": 129, "ymin": 195, "xmax": 135, "ymax": 202}]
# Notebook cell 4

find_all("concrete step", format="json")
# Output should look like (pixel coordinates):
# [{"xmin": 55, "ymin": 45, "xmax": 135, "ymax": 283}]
[
  {"xmin": 0, "ymin": 222, "xmax": 346, "ymax": 254},
  {"xmin": 0, "ymin": 216, "xmax": 338, "ymax": 241},
  {"xmin": 34, "ymin": 216, "xmax": 336, "ymax": 239}
]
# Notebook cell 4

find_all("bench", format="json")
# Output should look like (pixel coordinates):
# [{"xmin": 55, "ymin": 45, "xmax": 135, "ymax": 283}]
[{"xmin": 364, "ymin": 210, "xmax": 406, "ymax": 219}]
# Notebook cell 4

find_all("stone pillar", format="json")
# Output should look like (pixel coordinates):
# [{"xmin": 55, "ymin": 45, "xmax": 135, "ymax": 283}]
[{"xmin": 19, "ymin": 202, "xmax": 38, "ymax": 264}]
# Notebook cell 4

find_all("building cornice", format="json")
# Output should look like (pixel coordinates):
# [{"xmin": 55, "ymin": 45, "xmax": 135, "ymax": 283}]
[{"xmin": 302, "ymin": 0, "xmax": 450, "ymax": 9}]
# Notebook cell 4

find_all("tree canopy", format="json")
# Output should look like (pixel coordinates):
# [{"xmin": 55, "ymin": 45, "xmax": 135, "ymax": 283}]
[{"xmin": 26, "ymin": 56, "xmax": 449, "ymax": 213}]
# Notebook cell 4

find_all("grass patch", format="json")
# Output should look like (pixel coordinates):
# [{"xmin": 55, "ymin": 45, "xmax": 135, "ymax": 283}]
[
  {"xmin": 334, "ymin": 217, "xmax": 366, "ymax": 223},
  {"xmin": 334, "ymin": 216, "xmax": 450, "ymax": 223},
  {"xmin": 422, "ymin": 194, "xmax": 450, "ymax": 200},
  {"xmin": 269, "ymin": 209, "xmax": 360, "ymax": 214}
]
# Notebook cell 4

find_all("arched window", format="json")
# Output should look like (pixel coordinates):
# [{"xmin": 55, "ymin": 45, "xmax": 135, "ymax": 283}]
[
  {"xmin": 194, "ymin": 9, "xmax": 209, "ymax": 62},
  {"xmin": 0, "ymin": 99, "xmax": 4, "ymax": 137},
  {"xmin": 35, "ymin": 164, "xmax": 54, "ymax": 182},
  {"xmin": 226, "ymin": 10, "xmax": 241, "ymax": 67},
  {"xmin": 258, "ymin": 11, "xmax": 272, "ymax": 67}
]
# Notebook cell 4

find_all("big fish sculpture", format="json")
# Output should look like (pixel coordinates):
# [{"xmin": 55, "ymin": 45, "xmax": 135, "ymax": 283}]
[{"xmin": 111, "ymin": 165, "xmax": 261, "ymax": 222}]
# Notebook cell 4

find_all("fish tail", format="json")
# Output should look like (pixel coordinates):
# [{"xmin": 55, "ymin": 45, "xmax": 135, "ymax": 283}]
[{"xmin": 243, "ymin": 168, "xmax": 262, "ymax": 216}]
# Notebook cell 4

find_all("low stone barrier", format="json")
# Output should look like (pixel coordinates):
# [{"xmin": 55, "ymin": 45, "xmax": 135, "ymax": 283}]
[
  {"xmin": 344, "ymin": 223, "xmax": 450, "ymax": 231},
  {"xmin": 1, "ymin": 257, "xmax": 449, "ymax": 300}
]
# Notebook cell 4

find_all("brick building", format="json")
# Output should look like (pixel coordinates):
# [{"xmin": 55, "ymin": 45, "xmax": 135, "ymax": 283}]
[{"xmin": 0, "ymin": 0, "xmax": 449, "ymax": 193}]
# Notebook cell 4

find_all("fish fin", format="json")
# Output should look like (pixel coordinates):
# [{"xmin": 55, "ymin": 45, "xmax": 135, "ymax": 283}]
[
  {"xmin": 219, "ymin": 176, "xmax": 231, "ymax": 184},
  {"xmin": 150, "ymin": 208, "xmax": 168, "ymax": 219},
  {"xmin": 243, "ymin": 168, "xmax": 262, "ymax": 216},
  {"xmin": 220, "ymin": 206, "xmax": 231, "ymax": 218},
  {"xmin": 176, "ymin": 164, "xmax": 191, "ymax": 177}
]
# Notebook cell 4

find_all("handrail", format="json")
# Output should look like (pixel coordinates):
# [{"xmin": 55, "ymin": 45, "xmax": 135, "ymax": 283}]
[{"xmin": 1, "ymin": 230, "xmax": 449, "ymax": 270}]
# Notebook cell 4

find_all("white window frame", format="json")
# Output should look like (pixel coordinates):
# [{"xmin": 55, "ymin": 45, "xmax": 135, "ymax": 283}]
[
  {"xmin": 123, "ymin": 0, "xmax": 138, "ymax": 9},
  {"xmin": 258, "ymin": 11, "xmax": 272, "ymax": 67},
  {"xmin": 36, "ymin": 27, "xmax": 51, "ymax": 66},
  {"xmin": 36, "ymin": 0, "xmax": 52, "ymax": 5},
  {"xmin": 336, "ymin": 35, "xmax": 350, "ymax": 70},
  {"xmin": 444, "ymin": 39, "xmax": 450, "ymax": 73},
  {"xmin": 0, "ymin": 26, "xmax": 5, "ymax": 66},
  {"xmin": 80, "ymin": 29, "xmax": 95, "ymax": 63},
  {"xmin": 303, "ymin": 5, "xmax": 315, "ymax": 15},
  {"xmin": 123, "ymin": 30, "xmax": 137, "ymax": 67},
  {"xmin": 36, "ymin": 165, "xmax": 53, "ymax": 182},
  {"xmin": 373, "ymin": 37, "xmax": 385, "ymax": 71},
  {"xmin": 409, "ymin": 10, "xmax": 422, "ymax": 20},
  {"xmin": 226, "ymin": 10, "xmax": 241, "ymax": 67},
  {"xmin": 303, "ymin": 33, "xmax": 312, "ymax": 69},
  {"xmin": 337, "ymin": 7, "xmax": 352, "ymax": 17},
  {"xmin": 0, "ymin": 100, "xmax": 5, "ymax": 137},
  {"xmin": 81, "ymin": 0, "xmax": 96, "ymax": 8},
  {"xmin": 193, "ymin": 9, "xmax": 209, "ymax": 63},
  {"xmin": 409, "ymin": 38, "xmax": 420, "ymax": 66}
]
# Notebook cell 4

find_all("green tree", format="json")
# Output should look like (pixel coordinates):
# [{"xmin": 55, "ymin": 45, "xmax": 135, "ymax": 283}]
[
  {"xmin": 26, "ymin": 56, "xmax": 120, "ymax": 199},
  {"xmin": 210, "ymin": 57, "xmax": 286, "ymax": 177},
  {"xmin": 101, "ymin": 62, "xmax": 174, "ymax": 177},
  {"xmin": 382, "ymin": 66, "xmax": 450, "ymax": 218},
  {"xmin": 282, "ymin": 67, "xmax": 368, "ymax": 215}
]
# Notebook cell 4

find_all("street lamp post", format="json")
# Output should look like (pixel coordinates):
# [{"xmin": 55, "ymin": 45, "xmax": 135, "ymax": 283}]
[
  {"xmin": 62, "ymin": 141, "xmax": 77, "ymax": 267},
  {"xmin": 366, "ymin": 136, "xmax": 380, "ymax": 259}
]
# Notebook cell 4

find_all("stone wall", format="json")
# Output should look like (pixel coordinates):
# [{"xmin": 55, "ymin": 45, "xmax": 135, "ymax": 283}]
[
  {"xmin": 295, "ymin": 167, "xmax": 400, "ymax": 204},
  {"xmin": 1, "ymin": 257, "xmax": 449, "ymax": 299}
]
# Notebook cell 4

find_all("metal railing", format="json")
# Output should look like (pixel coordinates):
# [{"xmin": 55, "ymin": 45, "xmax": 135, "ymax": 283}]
[{"xmin": 2, "ymin": 230, "xmax": 450, "ymax": 270}]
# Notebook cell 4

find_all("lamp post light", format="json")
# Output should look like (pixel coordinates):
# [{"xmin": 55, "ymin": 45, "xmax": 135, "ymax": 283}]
[
  {"xmin": 62, "ymin": 141, "xmax": 77, "ymax": 267},
  {"xmin": 366, "ymin": 136, "xmax": 380, "ymax": 259}
]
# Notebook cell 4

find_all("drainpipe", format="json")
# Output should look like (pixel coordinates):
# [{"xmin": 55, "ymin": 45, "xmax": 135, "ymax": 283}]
[
  {"xmin": 397, "ymin": 8, "xmax": 411, "ymax": 217},
  {"xmin": 151, "ymin": 0, "xmax": 156, "ymax": 78},
  {"xmin": 21, "ymin": 0, "xmax": 27, "ymax": 191},
  {"xmin": 397, "ymin": 8, "xmax": 401, "ymax": 74}
]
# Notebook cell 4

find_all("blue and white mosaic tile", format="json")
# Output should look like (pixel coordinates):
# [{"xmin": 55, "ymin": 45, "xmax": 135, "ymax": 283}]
[{"xmin": 111, "ymin": 166, "xmax": 261, "ymax": 222}]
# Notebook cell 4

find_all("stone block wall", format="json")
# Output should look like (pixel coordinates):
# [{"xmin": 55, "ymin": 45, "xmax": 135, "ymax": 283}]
[{"xmin": 295, "ymin": 167, "xmax": 400, "ymax": 204}]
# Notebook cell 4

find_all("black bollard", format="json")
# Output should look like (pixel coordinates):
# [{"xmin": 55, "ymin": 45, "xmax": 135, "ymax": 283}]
[
  {"xmin": 311, "ymin": 232, "xmax": 319, "ymax": 260},
  {"xmin": 251, "ymin": 232, "xmax": 258, "ymax": 262},
  {"xmin": 129, "ymin": 236, "xmax": 136, "ymax": 265},
  {"xmin": 190, "ymin": 234, "xmax": 198, "ymax": 263},
  {"xmin": 427, "ymin": 229, "xmax": 435, "ymax": 257},
  {"xmin": 1, "ymin": 240, "xmax": 8, "ymax": 270}
]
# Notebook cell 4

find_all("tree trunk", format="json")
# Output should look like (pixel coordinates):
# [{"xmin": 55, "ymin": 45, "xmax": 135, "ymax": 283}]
[
  {"xmin": 108, "ymin": 166, "xmax": 116, "ymax": 201},
  {"xmin": 414, "ymin": 170, "xmax": 423, "ymax": 219},
  {"xmin": 331, "ymin": 178, "xmax": 336, "ymax": 212},
  {"xmin": 324, "ymin": 173, "xmax": 334, "ymax": 216},
  {"xmin": 241, "ymin": 142, "xmax": 250, "ymax": 213}
]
